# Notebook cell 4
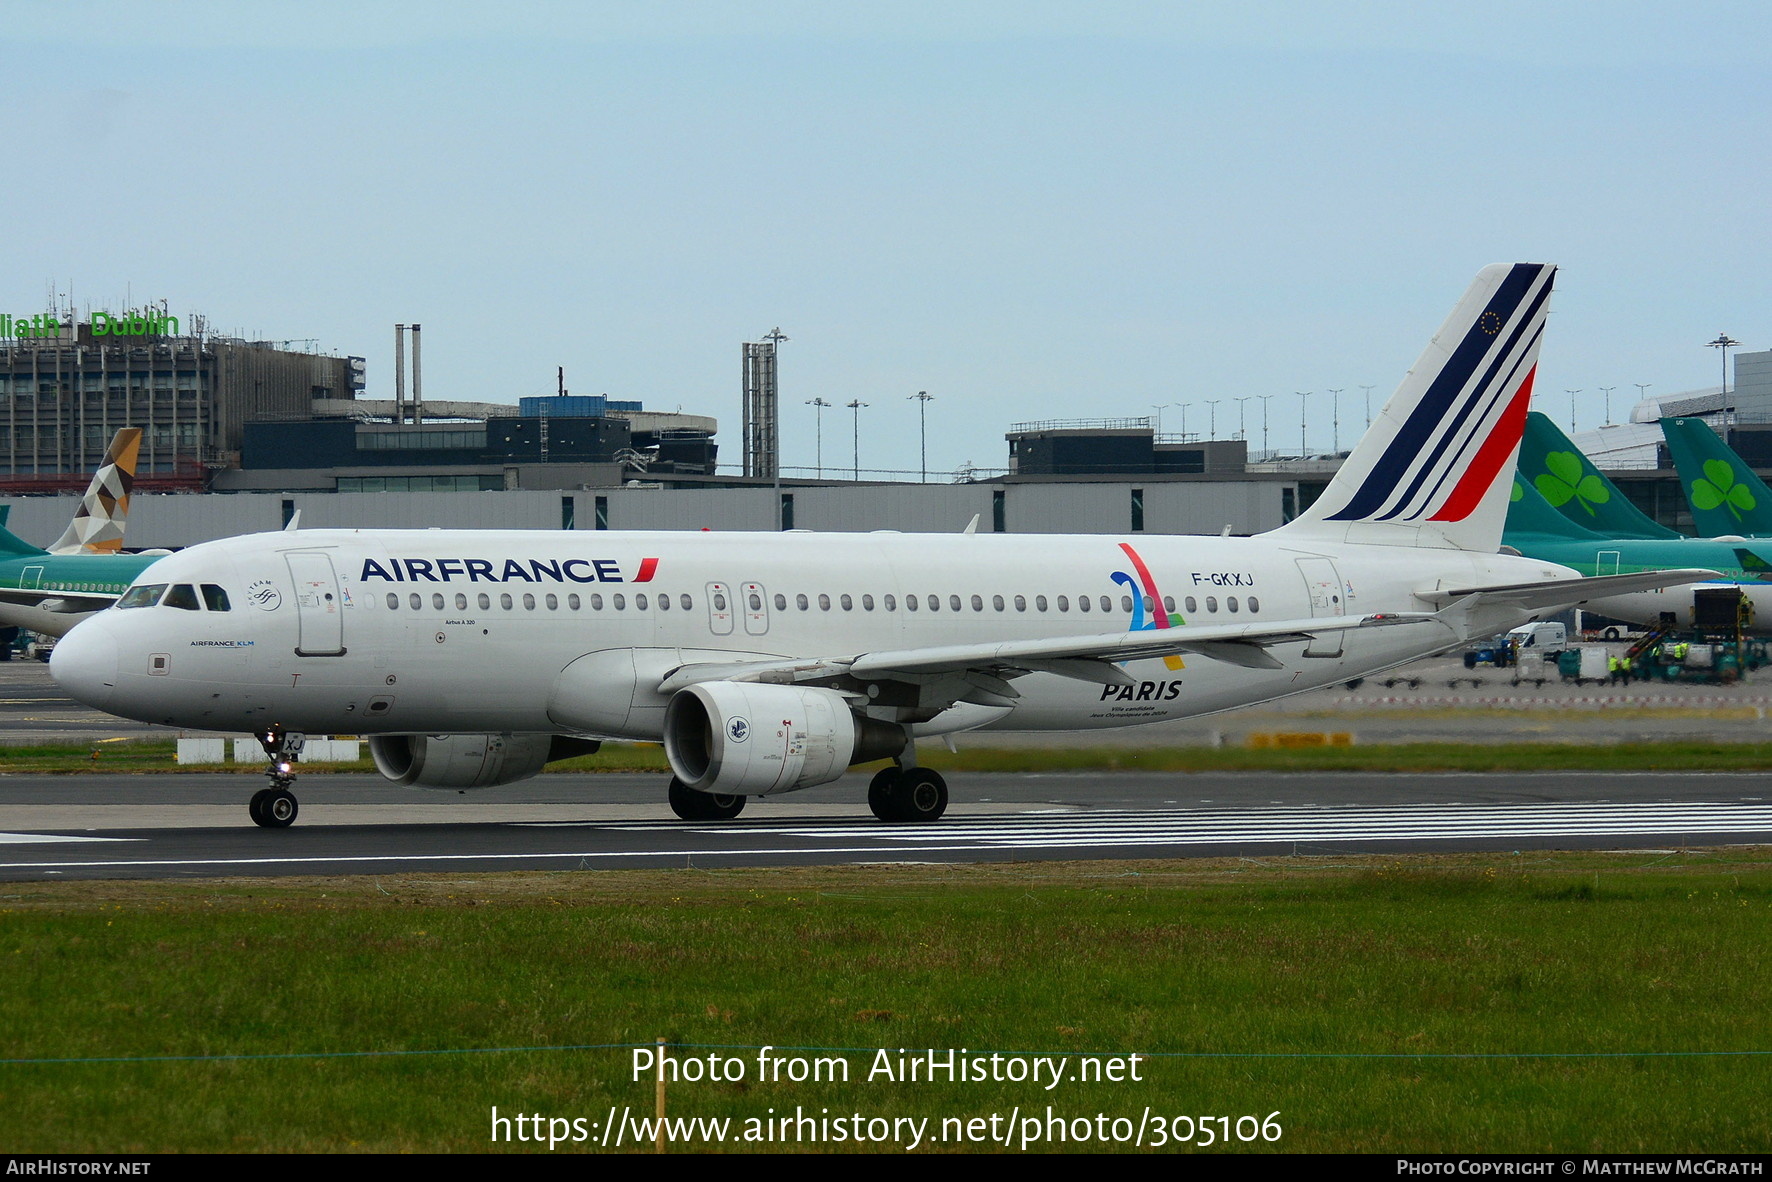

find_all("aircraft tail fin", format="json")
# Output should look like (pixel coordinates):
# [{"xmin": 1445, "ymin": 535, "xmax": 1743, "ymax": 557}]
[
  {"xmin": 1516, "ymin": 413, "xmax": 1681, "ymax": 539},
  {"xmin": 1505, "ymin": 473, "xmax": 1608, "ymax": 541},
  {"xmin": 1660, "ymin": 417, "xmax": 1772, "ymax": 537},
  {"xmin": 49, "ymin": 427, "xmax": 141, "ymax": 554},
  {"xmin": 0, "ymin": 522, "xmax": 47, "ymax": 558},
  {"xmin": 1276, "ymin": 263, "xmax": 1554, "ymax": 550}
]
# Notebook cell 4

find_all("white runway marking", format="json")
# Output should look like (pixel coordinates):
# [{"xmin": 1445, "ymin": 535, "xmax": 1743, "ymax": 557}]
[
  {"xmin": 611, "ymin": 801, "xmax": 1772, "ymax": 849},
  {"xmin": 6, "ymin": 802, "xmax": 1770, "ymax": 875},
  {"xmin": 0, "ymin": 832, "xmax": 135, "ymax": 845}
]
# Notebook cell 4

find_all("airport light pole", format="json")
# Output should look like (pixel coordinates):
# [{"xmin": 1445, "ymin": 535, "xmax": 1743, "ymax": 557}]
[
  {"xmin": 1598, "ymin": 386, "xmax": 1615, "ymax": 425},
  {"xmin": 1360, "ymin": 384, "xmax": 1375, "ymax": 426},
  {"xmin": 1179, "ymin": 403, "xmax": 1190, "ymax": 441},
  {"xmin": 1634, "ymin": 382, "xmax": 1653, "ymax": 424},
  {"xmin": 909, "ymin": 390, "xmax": 934, "ymax": 482},
  {"xmin": 1235, "ymin": 396, "xmax": 1252, "ymax": 440},
  {"xmin": 1708, "ymin": 334, "xmax": 1742, "ymax": 403},
  {"xmin": 847, "ymin": 399, "xmax": 868, "ymax": 480},
  {"xmin": 1565, "ymin": 389, "xmax": 1582, "ymax": 432},
  {"xmin": 1295, "ymin": 391, "xmax": 1311, "ymax": 456},
  {"xmin": 1259, "ymin": 394, "xmax": 1274, "ymax": 458},
  {"xmin": 1206, "ymin": 399, "xmax": 1221, "ymax": 440},
  {"xmin": 1327, "ymin": 388, "xmax": 1343, "ymax": 453},
  {"xmin": 805, "ymin": 397, "xmax": 831, "ymax": 478},
  {"xmin": 1150, "ymin": 402, "xmax": 1175, "ymax": 436}
]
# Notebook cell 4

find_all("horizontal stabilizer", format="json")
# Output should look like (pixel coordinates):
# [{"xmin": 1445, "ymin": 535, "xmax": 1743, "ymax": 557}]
[{"xmin": 1416, "ymin": 568, "xmax": 1721, "ymax": 613}]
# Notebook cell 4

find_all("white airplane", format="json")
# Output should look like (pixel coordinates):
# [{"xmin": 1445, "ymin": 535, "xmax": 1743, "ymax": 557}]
[{"xmin": 51, "ymin": 263, "xmax": 1709, "ymax": 828}]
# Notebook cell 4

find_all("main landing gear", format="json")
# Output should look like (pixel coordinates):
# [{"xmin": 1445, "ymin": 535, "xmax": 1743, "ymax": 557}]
[
  {"xmin": 668, "ymin": 777, "xmax": 747, "ymax": 821},
  {"xmin": 248, "ymin": 728, "xmax": 305, "ymax": 828},
  {"xmin": 868, "ymin": 760, "xmax": 949, "ymax": 823}
]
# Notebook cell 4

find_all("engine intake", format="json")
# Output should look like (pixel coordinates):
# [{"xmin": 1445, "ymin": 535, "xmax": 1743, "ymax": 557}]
[
  {"xmin": 369, "ymin": 733, "xmax": 586, "ymax": 790},
  {"xmin": 664, "ymin": 682, "xmax": 904, "ymax": 796}
]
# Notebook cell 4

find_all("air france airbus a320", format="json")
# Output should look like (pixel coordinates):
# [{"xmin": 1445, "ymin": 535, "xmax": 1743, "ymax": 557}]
[{"xmin": 51, "ymin": 264, "xmax": 1710, "ymax": 827}]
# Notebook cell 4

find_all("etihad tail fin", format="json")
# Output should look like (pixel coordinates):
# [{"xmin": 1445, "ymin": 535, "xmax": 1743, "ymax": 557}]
[
  {"xmin": 1276, "ymin": 263, "xmax": 1554, "ymax": 551},
  {"xmin": 49, "ymin": 427, "xmax": 140, "ymax": 554},
  {"xmin": 1660, "ymin": 417, "xmax": 1772, "ymax": 537},
  {"xmin": 1516, "ymin": 413, "xmax": 1680, "ymax": 540}
]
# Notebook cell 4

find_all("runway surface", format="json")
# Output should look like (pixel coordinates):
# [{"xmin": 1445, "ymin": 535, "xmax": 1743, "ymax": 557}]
[{"xmin": 2, "ymin": 769, "xmax": 1769, "ymax": 880}]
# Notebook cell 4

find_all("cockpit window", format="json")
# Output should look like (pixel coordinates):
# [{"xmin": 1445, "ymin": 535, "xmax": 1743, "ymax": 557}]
[
  {"xmin": 201, "ymin": 585, "xmax": 231, "ymax": 612},
  {"xmin": 162, "ymin": 584, "xmax": 201, "ymax": 611},
  {"xmin": 117, "ymin": 584, "xmax": 167, "ymax": 609}
]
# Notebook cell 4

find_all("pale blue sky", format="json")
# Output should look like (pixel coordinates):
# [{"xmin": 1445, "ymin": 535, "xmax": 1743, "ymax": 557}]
[{"xmin": 6, "ymin": 2, "xmax": 1768, "ymax": 475}]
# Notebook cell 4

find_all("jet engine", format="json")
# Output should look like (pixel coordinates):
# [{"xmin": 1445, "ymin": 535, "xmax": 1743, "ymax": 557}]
[
  {"xmin": 369, "ymin": 733, "xmax": 596, "ymax": 790},
  {"xmin": 663, "ymin": 682, "xmax": 904, "ymax": 796}
]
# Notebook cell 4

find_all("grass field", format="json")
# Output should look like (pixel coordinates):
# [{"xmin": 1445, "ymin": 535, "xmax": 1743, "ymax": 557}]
[{"xmin": 4, "ymin": 852, "xmax": 1771, "ymax": 1153}]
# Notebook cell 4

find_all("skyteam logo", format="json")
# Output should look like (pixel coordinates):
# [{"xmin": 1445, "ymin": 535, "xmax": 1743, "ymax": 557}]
[{"xmin": 726, "ymin": 716, "xmax": 750, "ymax": 743}]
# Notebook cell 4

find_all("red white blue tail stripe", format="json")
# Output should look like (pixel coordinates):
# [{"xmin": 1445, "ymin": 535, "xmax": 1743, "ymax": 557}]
[{"xmin": 1282, "ymin": 263, "xmax": 1555, "ymax": 551}]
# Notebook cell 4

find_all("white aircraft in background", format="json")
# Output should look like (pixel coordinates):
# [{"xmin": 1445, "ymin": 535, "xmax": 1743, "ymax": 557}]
[{"xmin": 52, "ymin": 264, "xmax": 1709, "ymax": 828}]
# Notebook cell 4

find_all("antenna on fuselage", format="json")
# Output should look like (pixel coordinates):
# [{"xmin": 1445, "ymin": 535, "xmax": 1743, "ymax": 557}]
[
  {"xmin": 962, "ymin": 514, "xmax": 980, "ymax": 535},
  {"xmin": 284, "ymin": 511, "xmax": 302, "ymax": 532}
]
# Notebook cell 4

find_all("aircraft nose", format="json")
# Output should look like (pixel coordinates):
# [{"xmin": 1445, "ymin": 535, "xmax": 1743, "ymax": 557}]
[{"xmin": 50, "ymin": 615, "xmax": 120, "ymax": 710}]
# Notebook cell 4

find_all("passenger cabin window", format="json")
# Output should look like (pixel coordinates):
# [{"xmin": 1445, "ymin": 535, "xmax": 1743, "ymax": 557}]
[
  {"xmin": 200, "ymin": 585, "xmax": 231, "ymax": 612},
  {"xmin": 118, "ymin": 584, "xmax": 167, "ymax": 609}
]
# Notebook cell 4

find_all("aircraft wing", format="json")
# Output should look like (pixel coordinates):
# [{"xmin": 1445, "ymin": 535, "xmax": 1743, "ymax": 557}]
[
  {"xmin": 0, "ymin": 587, "xmax": 119, "ymax": 613},
  {"xmin": 656, "ymin": 611, "xmax": 1442, "ymax": 694},
  {"xmin": 1415, "ymin": 568, "xmax": 1722, "ymax": 612}
]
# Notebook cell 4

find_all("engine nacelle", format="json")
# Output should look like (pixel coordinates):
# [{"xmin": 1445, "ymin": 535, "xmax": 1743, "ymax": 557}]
[
  {"xmin": 369, "ymin": 733, "xmax": 562, "ymax": 790},
  {"xmin": 664, "ymin": 682, "xmax": 904, "ymax": 796}
]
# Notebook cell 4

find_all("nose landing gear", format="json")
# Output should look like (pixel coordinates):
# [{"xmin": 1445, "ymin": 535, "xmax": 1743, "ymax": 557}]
[{"xmin": 248, "ymin": 729, "xmax": 305, "ymax": 828}]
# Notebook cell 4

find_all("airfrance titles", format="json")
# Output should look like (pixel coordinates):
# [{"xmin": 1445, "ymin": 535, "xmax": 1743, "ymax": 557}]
[{"xmin": 359, "ymin": 556, "xmax": 660, "ymax": 585}]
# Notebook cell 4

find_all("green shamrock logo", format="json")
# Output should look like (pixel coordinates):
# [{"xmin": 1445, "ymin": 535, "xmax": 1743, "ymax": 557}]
[
  {"xmin": 1691, "ymin": 458, "xmax": 1756, "ymax": 520},
  {"xmin": 1534, "ymin": 451, "xmax": 1610, "ymax": 515}
]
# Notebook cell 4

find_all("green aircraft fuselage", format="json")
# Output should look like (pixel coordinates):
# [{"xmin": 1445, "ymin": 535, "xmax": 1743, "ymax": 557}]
[{"xmin": 0, "ymin": 526, "xmax": 164, "ymax": 636}]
